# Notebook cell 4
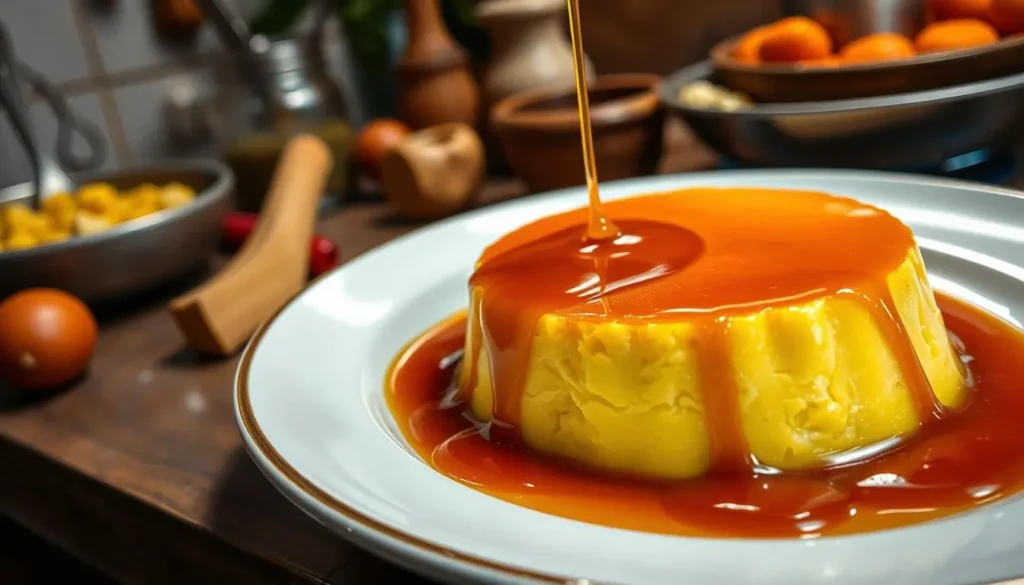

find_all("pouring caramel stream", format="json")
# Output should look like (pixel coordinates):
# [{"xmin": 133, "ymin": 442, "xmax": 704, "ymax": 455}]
[{"xmin": 566, "ymin": 0, "xmax": 618, "ymax": 242}]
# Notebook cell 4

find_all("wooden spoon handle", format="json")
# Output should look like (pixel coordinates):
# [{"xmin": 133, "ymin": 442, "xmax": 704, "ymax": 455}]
[{"xmin": 169, "ymin": 135, "xmax": 334, "ymax": 356}]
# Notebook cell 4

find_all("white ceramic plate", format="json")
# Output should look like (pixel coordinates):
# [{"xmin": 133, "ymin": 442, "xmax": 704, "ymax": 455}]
[{"xmin": 235, "ymin": 170, "xmax": 1024, "ymax": 585}]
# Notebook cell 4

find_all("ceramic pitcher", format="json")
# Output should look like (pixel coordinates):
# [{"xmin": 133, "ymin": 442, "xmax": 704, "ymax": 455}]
[{"xmin": 475, "ymin": 0, "xmax": 594, "ymax": 109}]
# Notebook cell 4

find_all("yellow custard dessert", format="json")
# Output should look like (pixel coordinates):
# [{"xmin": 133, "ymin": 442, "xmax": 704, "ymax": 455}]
[{"xmin": 458, "ymin": 188, "xmax": 967, "ymax": 479}]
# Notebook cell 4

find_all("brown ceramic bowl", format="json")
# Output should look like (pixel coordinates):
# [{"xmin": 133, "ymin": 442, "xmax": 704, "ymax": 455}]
[
  {"xmin": 490, "ymin": 73, "xmax": 664, "ymax": 194},
  {"xmin": 710, "ymin": 33, "xmax": 1024, "ymax": 103}
]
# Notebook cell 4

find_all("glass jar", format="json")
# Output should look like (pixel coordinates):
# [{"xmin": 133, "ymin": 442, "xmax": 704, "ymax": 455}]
[{"xmin": 206, "ymin": 35, "xmax": 354, "ymax": 212}]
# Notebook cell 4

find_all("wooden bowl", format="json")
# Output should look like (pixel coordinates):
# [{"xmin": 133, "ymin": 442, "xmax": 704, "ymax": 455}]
[
  {"xmin": 490, "ymin": 74, "xmax": 664, "ymax": 194},
  {"xmin": 711, "ymin": 33, "xmax": 1024, "ymax": 103}
]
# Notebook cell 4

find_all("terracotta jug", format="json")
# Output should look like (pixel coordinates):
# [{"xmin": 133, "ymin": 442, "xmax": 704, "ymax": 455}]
[
  {"xmin": 398, "ymin": 0, "xmax": 481, "ymax": 130},
  {"xmin": 475, "ymin": 0, "xmax": 594, "ymax": 109}
]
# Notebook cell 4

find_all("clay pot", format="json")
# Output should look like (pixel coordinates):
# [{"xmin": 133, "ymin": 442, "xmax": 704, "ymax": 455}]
[
  {"xmin": 490, "ymin": 73, "xmax": 665, "ymax": 193},
  {"xmin": 398, "ymin": 0, "xmax": 481, "ymax": 130},
  {"xmin": 380, "ymin": 123, "xmax": 485, "ymax": 219}
]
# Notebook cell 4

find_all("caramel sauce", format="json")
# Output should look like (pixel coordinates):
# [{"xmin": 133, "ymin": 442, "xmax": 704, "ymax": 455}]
[
  {"xmin": 566, "ymin": 0, "xmax": 618, "ymax": 241},
  {"xmin": 388, "ymin": 294, "xmax": 1024, "ymax": 537}
]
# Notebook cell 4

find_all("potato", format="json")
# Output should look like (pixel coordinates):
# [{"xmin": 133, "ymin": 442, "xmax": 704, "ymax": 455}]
[
  {"xmin": 1, "ymin": 204, "xmax": 35, "ymax": 234},
  {"xmin": 37, "ymin": 229, "xmax": 71, "ymax": 244},
  {"xmin": 128, "ymin": 183, "xmax": 161, "ymax": 210},
  {"xmin": 76, "ymin": 183, "xmax": 120, "ymax": 217},
  {"xmin": 5, "ymin": 232, "xmax": 38, "ymax": 250},
  {"xmin": 74, "ymin": 211, "xmax": 114, "ymax": 236},
  {"xmin": 122, "ymin": 202, "xmax": 159, "ymax": 222},
  {"xmin": 42, "ymin": 192, "xmax": 78, "ymax": 233},
  {"xmin": 159, "ymin": 182, "xmax": 196, "ymax": 210},
  {"xmin": 0, "ymin": 180, "xmax": 196, "ymax": 255}
]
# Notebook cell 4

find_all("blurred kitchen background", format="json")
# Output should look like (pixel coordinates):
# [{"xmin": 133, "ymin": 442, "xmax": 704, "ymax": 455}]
[{"xmin": 0, "ymin": 0, "xmax": 783, "ymax": 190}]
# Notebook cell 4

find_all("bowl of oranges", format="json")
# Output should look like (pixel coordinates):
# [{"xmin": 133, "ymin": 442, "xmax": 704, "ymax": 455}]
[{"xmin": 711, "ymin": 0, "xmax": 1024, "ymax": 102}]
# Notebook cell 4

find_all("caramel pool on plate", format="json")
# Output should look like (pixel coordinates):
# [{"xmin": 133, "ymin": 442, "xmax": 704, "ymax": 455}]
[{"xmin": 387, "ymin": 187, "xmax": 1024, "ymax": 538}]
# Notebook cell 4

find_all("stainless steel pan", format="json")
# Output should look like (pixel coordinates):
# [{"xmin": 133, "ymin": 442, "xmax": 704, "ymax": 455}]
[{"xmin": 0, "ymin": 163, "xmax": 233, "ymax": 303}]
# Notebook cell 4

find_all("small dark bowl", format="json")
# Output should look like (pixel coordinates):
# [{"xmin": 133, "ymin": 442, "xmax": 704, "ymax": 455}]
[
  {"xmin": 490, "ymin": 74, "xmax": 665, "ymax": 194},
  {"xmin": 710, "ymin": 33, "xmax": 1024, "ymax": 103}
]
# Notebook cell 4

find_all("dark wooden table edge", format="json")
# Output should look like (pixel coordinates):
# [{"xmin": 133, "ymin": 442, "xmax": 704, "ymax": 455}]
[{"xmin": 0, "ymin": 437, "xmax": 327, "ymax": 585}]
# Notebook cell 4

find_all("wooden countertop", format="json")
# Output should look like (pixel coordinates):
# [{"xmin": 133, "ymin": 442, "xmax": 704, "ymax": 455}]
[{"xmin": 1, "ymin": 127, "xmax": 1021, "ymax": 584}]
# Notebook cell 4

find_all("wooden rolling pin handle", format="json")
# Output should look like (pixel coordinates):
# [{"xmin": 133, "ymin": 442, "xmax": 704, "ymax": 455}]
[{"xmin": 169, "ymin": 135, "xmax": 334, "ymax": 356}]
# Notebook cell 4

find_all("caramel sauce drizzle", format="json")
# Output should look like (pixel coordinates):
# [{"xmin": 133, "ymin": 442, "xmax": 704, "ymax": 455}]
[
  {"xmin": 696, "ymin": 318, "xmax": 753, "ymax": 472},
  {"xmin": 854, "ymin": 287, "xmax": 946, "ymax": 422},
  {"xmin": 565, "ymin": 0, "xmax": 618, "ymax": 242}
]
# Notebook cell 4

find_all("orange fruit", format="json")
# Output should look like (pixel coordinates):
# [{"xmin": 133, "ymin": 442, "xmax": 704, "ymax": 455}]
[
  {"xmin": 758, "ymin": 17, "xmax": 834, "ymax": 62},
  {"xmin": 733, "ymin": 25, "xmax": 772, "ymax": 63},
  {"xmin": 839, "ymin": 33, "xmax": 917, "ymax": 63},
  {"xmin": 914, "ymin": 18, "xmax": 1000, "ymax": 52},
  {"xmin": 0, "ymin": 289, "xmax": 97, "ymax": 390},
  {"xmin": 928, "ymin": 0, "xmax": 993, "ymax": 21},
  {"xmin": 990, "ymin": 0, "xmax": 1024, "ymax": 33},
  {"xmin": 353, "ymin": 118, "xmax": 412, "ymax": 181}
]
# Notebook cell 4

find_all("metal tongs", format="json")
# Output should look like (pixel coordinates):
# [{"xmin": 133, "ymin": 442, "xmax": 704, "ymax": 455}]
[{"xmin": 0, "ymin": 21, "xmax": 106, "ymax": 207}]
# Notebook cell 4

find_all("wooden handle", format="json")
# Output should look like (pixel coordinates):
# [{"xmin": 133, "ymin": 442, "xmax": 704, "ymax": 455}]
[{"xmin": 169, "ymin": 135, "xmax": 334, "ymax": 356}]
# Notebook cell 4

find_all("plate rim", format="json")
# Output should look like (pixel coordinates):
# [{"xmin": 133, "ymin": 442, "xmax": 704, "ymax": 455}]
[{"xmin": 234, "ymin": 169, "xmax": 1024, "ymax": 585}]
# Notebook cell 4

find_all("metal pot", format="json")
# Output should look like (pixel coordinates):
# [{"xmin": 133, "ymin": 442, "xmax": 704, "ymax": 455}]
[{"xmin": 0, "ymin": 162, "xmax": 233, "ymax": 304}]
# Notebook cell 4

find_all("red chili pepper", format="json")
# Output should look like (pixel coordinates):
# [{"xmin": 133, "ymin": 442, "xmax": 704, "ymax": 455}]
[
  {"xmin": 309, "ymin": 235, "xmax": 340, "ymax": 278},
  {"xmin": 222, "ymin": 212, "xmax": 258, "ymax": 250},
  {"xmin": 221, "ymin": 212, "xmax": 341, "ymax": 278}
]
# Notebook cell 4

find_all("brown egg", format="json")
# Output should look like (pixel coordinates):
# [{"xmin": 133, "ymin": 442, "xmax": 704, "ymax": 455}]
[
  {"xmin": 354, "ymin": 118, "xmax": 413, "ymax": 181},
  {"xmin": 0, "ymin": 289, "xmax": 98, "ymax": 389}
]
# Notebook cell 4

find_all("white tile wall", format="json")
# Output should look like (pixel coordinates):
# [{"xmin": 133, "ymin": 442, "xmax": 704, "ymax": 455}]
[
  {"xmin": 112, "ymin": 70, "xmax": 217, "ymax": 163},
  {"xmin": 85, "ymin": 0, "xmax": 225, "ymax": 74},
  {"xmin": 0, "ymin": 0, "xmax": 364, "ymax": 189},
  {"xmin": 1, "ymin": 0, "xmax": 92, "ymax": 84},
  {"xmin": 0, "ymin": 93, "xmax": 116, "ymax": 188}
]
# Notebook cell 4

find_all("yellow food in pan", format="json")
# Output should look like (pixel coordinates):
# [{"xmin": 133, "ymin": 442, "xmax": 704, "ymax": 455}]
[{"xmin": 0, "ymin": 182, "xmax": 196, "ymax": 253}]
